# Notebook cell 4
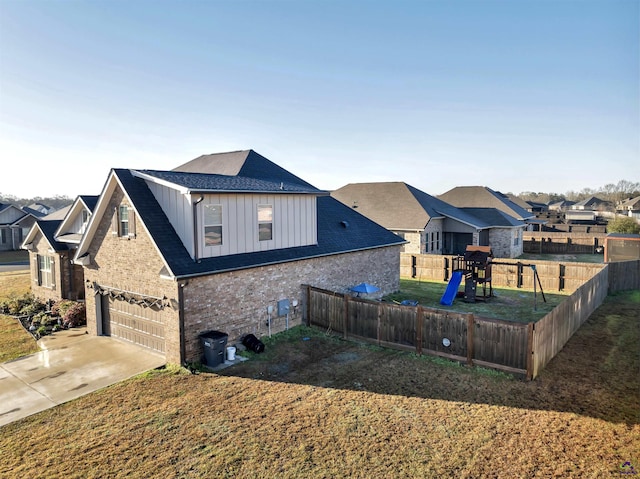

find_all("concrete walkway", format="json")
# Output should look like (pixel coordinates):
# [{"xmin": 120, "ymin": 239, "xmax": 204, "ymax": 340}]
[{"xmin": 0, "ymin": 328, "xmax": 165, "ymax": 427}]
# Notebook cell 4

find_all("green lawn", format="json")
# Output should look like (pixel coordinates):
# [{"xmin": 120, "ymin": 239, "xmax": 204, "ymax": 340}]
[{"xmin": 384, "ymin": 278, "xmax": 567, "ymax": 323}]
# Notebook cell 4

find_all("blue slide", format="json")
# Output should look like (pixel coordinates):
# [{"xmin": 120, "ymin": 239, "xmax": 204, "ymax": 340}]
[{"xmin": 440, "ymin": 270, "xmax": 463, "ymax": 306}]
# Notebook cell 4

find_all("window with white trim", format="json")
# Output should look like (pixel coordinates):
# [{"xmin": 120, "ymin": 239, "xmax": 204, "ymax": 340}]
[
  {"xmin": 204, "ymin": 204, "xmax": 223, "ymax": 246},
  {"xmin": 37, "ymin": 255, "xmax": 55, "ymax": 289},
  {"xmin": 111, "ymin": 205, "xmax": 136, "ymax": 238},
  {"xmin": 258, "ymin": 205, "xmax": 273, "ymax": 241}
]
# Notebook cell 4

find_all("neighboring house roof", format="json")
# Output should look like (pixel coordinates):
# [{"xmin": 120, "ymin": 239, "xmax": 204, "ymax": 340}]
[
  {"xmin": 549, "ymin": 200, "xmax": 576, "ymax": 209},
  {"xmin": 21, "ymin": 206, "xmax": 47, "ymax": 218},
  {"xmin": 76, "ymin": 167, "xmax": 404, "ymax": 280},
  {"xmin": 619, "ymin": 196, "xmax": 640, "ymax": 210},
  {"xmin": 331, "ymin": 182, "xmax": 488, "ymax": 231},
  {"xmin": 0, "ymin": 203, "xmax": 28, "ymax": 225},
  {"xmin": 22, "ymin": 220, "xmax": 70, "ymax": 252},
  {"xmin": 506, "ymin": 195, "xmax": 532, "ymax": 211},
  {"xmin": 44, "ymin": 205, "xmax": 72, "ymax": 220},
  {"xmin": 459, "ymin": 208, "xmax": 525, "ymax": 228},
  {"xmin": 438, "ymin": 186, "xmax": 534, "ymax": 221},
  {"xmin": 54, "ymin": 195, "xmax": 100, "ymax": 244},
  {"xmin": 172, "ymin": 149, "xmax": 318, "ymax": 190},
  {"xmin": 572, "ymin": 196, "xmax": 605, "ymax": 209},
  {"xmin": 26, "ymin": 203, "xmax": 52, "ymax": 215}
]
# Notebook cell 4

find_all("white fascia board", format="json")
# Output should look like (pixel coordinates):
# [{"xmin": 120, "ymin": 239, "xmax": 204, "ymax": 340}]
[{"xmin": 131, "ymin": 170, "xmax": 191, "ymax": 194}]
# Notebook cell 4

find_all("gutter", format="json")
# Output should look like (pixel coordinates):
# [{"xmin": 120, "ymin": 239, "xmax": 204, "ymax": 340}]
[{"xmin": 171, "ymin": 242, "xmax": 407, "ymax": 282}]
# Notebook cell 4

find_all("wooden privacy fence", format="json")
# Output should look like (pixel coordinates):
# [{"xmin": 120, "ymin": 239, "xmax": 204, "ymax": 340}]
[
  {"xmin": 531, "ymin": 266, "xmax": 609, "ymax": 377},
  {"xmin": 306, "ymin": 259, "xmax": 624, "ymax": 379},
  {"xmin": 400, "ymin": 253, "xmax": 605, "ymax": 294},
  {"xmin": 523, "ymin": 232, "xmax": 607, "ymax": 255},
  {"xmin": 607, "ymin": 260, "xmax": 640, "ymax": 293},
  {"xmin": 306, "ymin": 285, "xmax": 532, "ymax": 378}
]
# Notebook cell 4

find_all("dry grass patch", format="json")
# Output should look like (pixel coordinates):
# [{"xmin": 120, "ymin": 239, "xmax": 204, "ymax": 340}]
[
  {"xmin": 0, "ymin": 271, "xmax": 38, "ymax": 361},
  {"xmin": 1, "ymin": 291, "xmax": 638, "ymax": 478}
]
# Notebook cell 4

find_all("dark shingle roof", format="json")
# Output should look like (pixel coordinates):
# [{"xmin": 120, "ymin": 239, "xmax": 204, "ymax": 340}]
[
  {"xmin": 36, "ymin": 220, "xmax": 70, "ymax": 251},
  {"xmin": 331, "ymin": 182, "xmax": 489, "ymax": 230},
  {"xmin": 114, "ymin": 169, "xmax": 404, "ymax": 279},
  {"xmin": 80, "ymin": 195, "xmax": 99, "ymax": 212},
  {"xmin": 459, "ymin": 208, "xmax": 525, "ymax": 227},
  {"xmin": 137, "ymin": 169, "xmax": 322, "ymax": 194},
  {"xmin": 438, "ymin": 186, "xmax": 534, "ymax": 221},
  {"xmin": 172, "ymin": 149, "xmax": 318, "ymax": 190}
]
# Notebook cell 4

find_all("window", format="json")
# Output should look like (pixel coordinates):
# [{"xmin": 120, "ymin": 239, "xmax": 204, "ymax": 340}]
[
  {"xmin": 258, "ymin": 205, "xmax": 273, "ymax": 241},
  {"xmin": 430, "ymin": 232, "xmax": 435, "ymax": 251},
  {"xmin": 119, "ymin": 206, "xmax": 129, "ymax": 236},
  {"xmin": 112, "ymin": 205, "xmax": 135, "ymax": 238},
  {"xmin": 0, "ymin": 229, "xmax": 5, "ymax": 244},
  {"xmin": 204, "ymin": 204, "xmax": 223, "ymax": 246},
  {"xmin": 37, "ymin": 255, "xmax": 55, "ymax": 289},
  {"xmin": 436, "ymin": 231, "xmax": 440, "ymax": 251},
  {"xmin": 81, "ymin": 210, "xmax": 89, "ymax": 233}
]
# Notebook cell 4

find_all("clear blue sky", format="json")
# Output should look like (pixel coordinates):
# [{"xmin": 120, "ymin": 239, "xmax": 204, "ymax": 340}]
[{"xmin": 1, "ymin": 0, "xmax": 638, "ymax": 199}]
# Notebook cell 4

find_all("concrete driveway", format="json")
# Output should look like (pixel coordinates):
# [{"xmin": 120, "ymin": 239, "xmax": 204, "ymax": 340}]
[{"xmin": 0, "ymin": 328, "xmax": 166, "ymax": 427}]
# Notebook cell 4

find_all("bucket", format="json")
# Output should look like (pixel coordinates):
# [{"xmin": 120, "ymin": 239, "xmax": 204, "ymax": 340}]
[{"xmin": 226, "ymin": 346, "xmax": 236, "ymax": 361}]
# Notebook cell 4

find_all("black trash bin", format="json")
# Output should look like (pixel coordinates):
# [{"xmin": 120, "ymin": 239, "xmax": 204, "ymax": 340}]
[{"xmin": 199, "ymin": 330, "xmax": 228, "ymax": 367}]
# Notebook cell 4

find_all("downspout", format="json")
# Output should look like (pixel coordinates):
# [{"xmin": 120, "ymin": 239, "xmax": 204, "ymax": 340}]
[
  {"xmin": 192, "ymin": 195, "xmax": 204, "ymax": 262},
  {"xmin": 178, "ymin": 280, "xmax": 188, "ymax": 366}
]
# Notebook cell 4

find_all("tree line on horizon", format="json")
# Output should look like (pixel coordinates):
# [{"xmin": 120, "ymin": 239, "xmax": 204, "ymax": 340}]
[
  {"xmin": 511, "ymin": 179, "xmax": 640, "ymax": 205},
  {"xmin": 2, "ymin": 178, "xmax": 639, "ymax": 213}
]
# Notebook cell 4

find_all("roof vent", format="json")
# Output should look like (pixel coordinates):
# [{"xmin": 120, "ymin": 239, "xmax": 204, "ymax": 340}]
[{"xmin": 340, "ymin": 220, "xmax": 349, "ymax": 228}]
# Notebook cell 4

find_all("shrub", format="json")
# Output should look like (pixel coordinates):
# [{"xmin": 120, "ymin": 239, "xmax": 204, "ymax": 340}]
[
  {"xmin": 52, "ymin": 300, "xmax": 76, "ymax": 319},
  {"xmin": 607, "ymin": 216, "xmax": 640, "ymax": 234},
  {"xmin": 0, "ymin": 293, "xmax": 43, "ymax": 316},
  {"xmin": 62, "ymin": 302, "xmax": 86, "ymax": 328},
  {"xmin": 37, "ymin": 325, "xmax": 48, "ymax": 337},
  {"xmin": 20, "ymin": 298, "xmax": 47, "ymax": 316}
]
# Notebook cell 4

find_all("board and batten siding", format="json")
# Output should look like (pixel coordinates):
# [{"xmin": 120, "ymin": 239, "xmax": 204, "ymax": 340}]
[
  {"xmin": 199, "ymin": 193, "xmax": 317, "ymax": 257},
  {"xmin": 146, "ymin": 180, "xmax": 317, "ymax": 259},
  {"xmin": 146, "ymin": 182, "xmax": 195, "ymax": 257}
]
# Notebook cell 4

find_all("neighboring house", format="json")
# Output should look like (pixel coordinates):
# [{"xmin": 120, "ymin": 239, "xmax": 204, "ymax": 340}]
[
  {"xmin": 26, "ymin": 203, "xmax": 53, "ymax": 215},
  {"xmin": 22, "ymin": 196, "xmax": 99, "ymax": 302},
  {"xmin": 571, "ymin": 196, "xmax": 609, "ymax": 211},
  {"xmin": 525, "ymin": 201, "xmax": 548, "ymax": 213},
  {"xmin": 73, "ymin": 150, "xmax": 405, "ymax": 365},
  {"xmin": 617, "ymin": 196, "xmax": 640, "ymax": 220},
  {"xmin": 436, "ymin": 187, "xmax": 533, "ymax": 257},
  {"xmin": 0, "ymin": 203, "xmax": 39, "ymax": 251},
  {"xmin": 548, "ymin": 200, "xmax": 576, "ymax": 211},
  {"xmin": 331, "ymin": 182, "xmax": 526, "ymax": 258}
]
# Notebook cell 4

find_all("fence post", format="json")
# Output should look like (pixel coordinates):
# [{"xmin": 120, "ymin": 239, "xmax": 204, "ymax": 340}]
[
  {"xmin": 416, "ymin": 306, "xmax": 423, "ymax": 355},
  {"xmin": 466, "ymin": 314, "xmax": 474, "ymax": 366},
  {"xmin": 377, "ymin": 302, "xmax": 382, "ymax": 345},
  {"xmin": 306, "ymin": 285, "xmax": 311, "ymax": 326},
  {"xmin": 517, "ymin": 262, "xmax": 523, "ymax": 288},
  {"xmin": 526, "ymin": 322, "xmax": 534, "ymax": 381},
  {"xmin": 343, "ymin": 294, "xmax": 349, "ymax": 339}
]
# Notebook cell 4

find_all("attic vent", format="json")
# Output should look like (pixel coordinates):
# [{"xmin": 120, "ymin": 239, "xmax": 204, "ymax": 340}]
[{"xmin": 340, "ymin": 220, "xmax": 349, "ymax": 228}]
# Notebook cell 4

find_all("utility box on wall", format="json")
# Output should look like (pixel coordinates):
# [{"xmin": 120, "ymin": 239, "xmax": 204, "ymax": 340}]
[{"xmin": 277, "ymin": 299, "xmax": 290, "ymax": 316}]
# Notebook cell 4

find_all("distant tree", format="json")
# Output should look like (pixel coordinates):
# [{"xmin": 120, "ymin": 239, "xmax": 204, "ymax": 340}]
[
  {"xmin": 607, "ymin": 216, "xmax": 640, "ymax": 234},
  {"xmin": 0, "ymin": 194, "xmax": 73, "ymax": 212}
]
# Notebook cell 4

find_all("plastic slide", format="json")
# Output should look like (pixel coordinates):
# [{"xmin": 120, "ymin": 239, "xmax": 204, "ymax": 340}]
[{"xmin": 440, "ymin": 270, "xmax": 463, "ymax": 306}]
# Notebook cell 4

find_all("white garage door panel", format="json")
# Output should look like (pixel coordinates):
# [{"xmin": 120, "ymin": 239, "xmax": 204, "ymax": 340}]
[{"xmin": 105, "ymin": 298, "xmax": 166, "ymax": 354}]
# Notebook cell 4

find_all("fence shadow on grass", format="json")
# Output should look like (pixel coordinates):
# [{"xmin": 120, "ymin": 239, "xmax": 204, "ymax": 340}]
[{"xmin": 217, "ymin": 291, "xmax": 640, "ymax": 426}]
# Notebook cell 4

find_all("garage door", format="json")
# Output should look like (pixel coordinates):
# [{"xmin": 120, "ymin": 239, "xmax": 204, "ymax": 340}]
[{"xmin": 102, "ymin": 297, "xmax": 165, "ymax": 354}]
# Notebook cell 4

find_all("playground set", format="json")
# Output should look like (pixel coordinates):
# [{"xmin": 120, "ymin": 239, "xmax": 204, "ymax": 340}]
[{"xmin": 440, "ymin": 245, "xmax": 546, "ymax": 309}]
